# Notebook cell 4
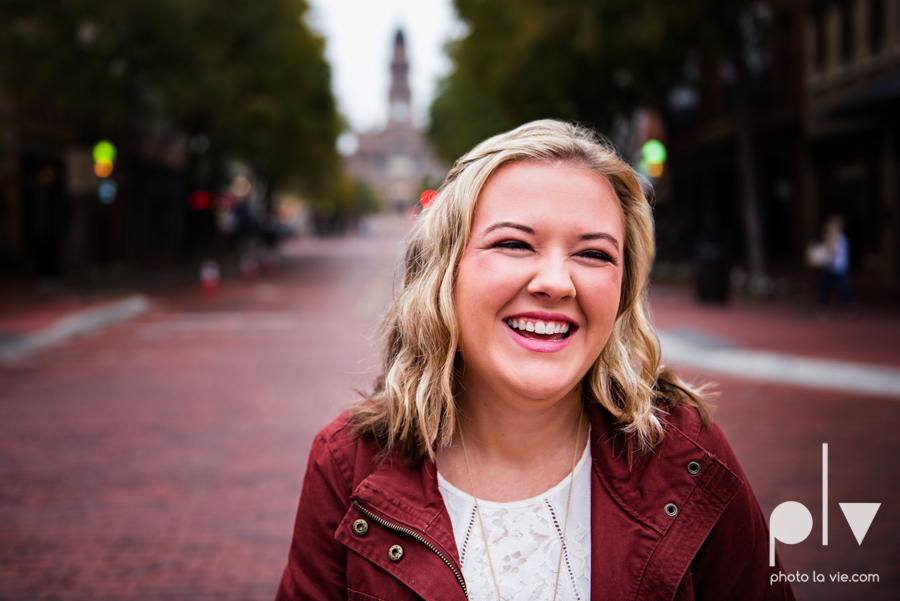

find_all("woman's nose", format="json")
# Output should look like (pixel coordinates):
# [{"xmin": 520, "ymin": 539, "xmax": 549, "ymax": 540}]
[{"xmin": 526, "ymin": 256, "xmax": 576, "ymax": 301}]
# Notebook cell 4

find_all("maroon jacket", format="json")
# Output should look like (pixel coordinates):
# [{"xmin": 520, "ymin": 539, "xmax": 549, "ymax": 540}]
[{"xmin": 276, "ymin": 403, "xmax": 795, "ymax": 600}]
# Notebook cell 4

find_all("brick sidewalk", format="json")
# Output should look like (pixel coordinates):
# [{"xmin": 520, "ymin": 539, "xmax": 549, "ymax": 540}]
[
  {"xmin": 1, "ymin": 229, "xmax": 897, "ymax": 601},
  {"xmin": 0, "ymin": 215, "xmax": 412, "ymax": 349},
  {"xmin": 6, "ymin": 279, "xmax": 899, "ymax": 370},
  {"xmin": 650, "ymin": 283, "xmax": 900, "ymax": 369},
  {"xmin": 0, "ymin": 224, "xmax": 405, "ymax": 601}
]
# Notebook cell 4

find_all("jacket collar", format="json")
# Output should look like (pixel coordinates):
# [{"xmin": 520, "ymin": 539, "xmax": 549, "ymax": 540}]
[
  {"xmin": 587, "ymin": 402, "xmax": 742, "ymax": 600},
  {"xmin": 350, "ymin": 448, "xmax": 460, "ymax": 562},
  {"xmin": 587, "ymin": 401, "xmax": 740, "ymax": 535}
]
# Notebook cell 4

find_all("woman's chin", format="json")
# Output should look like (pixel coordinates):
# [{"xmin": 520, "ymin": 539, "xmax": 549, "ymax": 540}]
[{"xmin": 498, "ymin": 372, "xmax": 582, "ymax": 405}]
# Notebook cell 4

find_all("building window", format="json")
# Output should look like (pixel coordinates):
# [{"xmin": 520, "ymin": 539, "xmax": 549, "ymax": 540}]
[
  {"xmin": 870, "ymin": 0, "xmax": 885, "ymax": 53},
  {"xmin": 814, "ymin": 12, "xmax": 827, "ymax": 70},
  {"xmin": 840, "ymin": 0, "xmax": 854, "ymax": 63},
  {"xmin": 777, "ymin": 10, "xmax": 795, "ymax": 95}
]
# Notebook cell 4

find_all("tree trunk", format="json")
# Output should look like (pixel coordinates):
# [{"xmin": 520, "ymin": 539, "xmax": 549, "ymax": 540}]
[
  {"xmin": 728, "ymin": 8, "xmax": 767, "ymax": 282},
  {"xmin": 734, "ymin": 92, "xmax": 766, "ymax": 280}
]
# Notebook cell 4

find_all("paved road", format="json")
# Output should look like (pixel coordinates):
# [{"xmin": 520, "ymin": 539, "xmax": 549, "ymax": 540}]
[
  {"xmin": 0, "ymin": 219, "xmax": 404, "ymax": 601},
  {"xmin": 1, "ymin": 215, "xmax": 897, "ymax": 600}
]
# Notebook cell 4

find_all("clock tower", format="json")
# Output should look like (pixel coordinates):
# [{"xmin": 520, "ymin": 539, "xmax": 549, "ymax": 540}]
[
  {"xmin": 345, "ymin": 28, "xmax": 446, "ymax": 212},
  {"xmin": 388, "ymin": 29, "xmax": 411, "ymax": 124}
]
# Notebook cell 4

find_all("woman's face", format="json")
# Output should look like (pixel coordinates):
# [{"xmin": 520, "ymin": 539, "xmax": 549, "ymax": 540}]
[{"xmin": 455, "ymin": 160, "xmax": 625, "ymax": 405}]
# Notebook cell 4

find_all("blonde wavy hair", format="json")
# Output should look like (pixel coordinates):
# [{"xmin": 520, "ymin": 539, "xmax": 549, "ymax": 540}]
[{"xmin": 353, "ymin": 119, "xmax": 711, "ymax": 463}]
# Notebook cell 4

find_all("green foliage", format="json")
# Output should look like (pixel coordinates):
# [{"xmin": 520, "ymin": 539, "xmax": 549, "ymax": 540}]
[
  {"xmin": 335, "ymin": 177, "xmax": 381, "ymax": 218},
  {"xmin": 0, "ymin": 0, "xmax": 342, "ymax": 192},
  {"xmin": 314, "ymin": 176, "xmax": 381, "ymax": 227},
  {"xmin": 354, "ymin": 180, "xmax": 382, "ymax": 215},
  {"xmin": 428, "ymin": 0, "xmax": 716, "ymax": 160}
]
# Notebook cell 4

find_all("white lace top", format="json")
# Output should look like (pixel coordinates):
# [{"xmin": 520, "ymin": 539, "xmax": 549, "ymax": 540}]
[{"xmin": 438, "ymin": 441, "xmax": 591, "ymax": 601}]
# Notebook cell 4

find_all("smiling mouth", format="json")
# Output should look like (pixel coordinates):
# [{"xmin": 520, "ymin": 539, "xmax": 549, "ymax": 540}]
[{"xmin": 505, "ymin": 318, "xmax": 574, "ymax": 342}]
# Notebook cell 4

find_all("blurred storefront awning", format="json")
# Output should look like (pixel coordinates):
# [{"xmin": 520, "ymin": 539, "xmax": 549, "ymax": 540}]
[{"xmin": 830, "ymin": 70, "xmax": 900, "ymax": 117}]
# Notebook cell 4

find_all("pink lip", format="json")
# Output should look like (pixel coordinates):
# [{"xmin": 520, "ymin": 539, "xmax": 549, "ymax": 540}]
[{"xmin": 503, "ymin": 312, "xmax": 577, "ymax": 354}]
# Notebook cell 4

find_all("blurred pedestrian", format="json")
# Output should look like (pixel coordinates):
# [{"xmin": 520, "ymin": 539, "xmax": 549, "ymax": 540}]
[
  {"xmin": 815, "ymin": 215, "xmax": 852, "ymax": 313},
  {"xmin": 275, "ymin": 120, "xmax": 794, "ymax": 601}
]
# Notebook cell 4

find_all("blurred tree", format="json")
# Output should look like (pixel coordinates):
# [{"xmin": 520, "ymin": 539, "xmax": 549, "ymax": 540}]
[
  {"xmin": 352, "ymin": 180, "xmax": 382, "ymax": 216},
  {"xmin": 310, "ymin": 176, "xmax": 380, "ymax": 234},
  {"xmin": 429, "ymin": 0, "xmax": 768, "ymax": 279},
  {"xmin": 429, "ymin": 0, "xmax": 709, "ymax": 161},
  {"xmin": 0, "ymin": 0, "xmax": 341, "ymax": 194},
  {"xmin": 720, "ymin": 2, "xmax": 768, "ymax": 281}
]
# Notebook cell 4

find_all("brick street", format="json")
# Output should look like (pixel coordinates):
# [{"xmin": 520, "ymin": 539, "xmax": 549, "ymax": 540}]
[{"xmin": 1, "ymin": 217, "xmax": 898, "ymax": 600}]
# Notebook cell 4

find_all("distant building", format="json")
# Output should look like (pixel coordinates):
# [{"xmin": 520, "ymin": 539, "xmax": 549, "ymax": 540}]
[
  {"xmin": 345, "ymin": 30, "xmax": 446, "ymax": 212},
  {"xmin": 665, "ymin": 0, "xmax": 900, "ymax": 288},
  {"xmin": 804, "ymin": 0, "xmax": 900, "ymax": 284},
  {"xmin": 664, "ymin": 0, "xmax": 807, "ymax": 274}
]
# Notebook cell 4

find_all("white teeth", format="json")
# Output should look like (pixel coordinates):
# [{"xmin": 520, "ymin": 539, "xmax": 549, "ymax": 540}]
[{"xmin": 506, "ymin": 318, "xmax": 573, "ymax": 335}]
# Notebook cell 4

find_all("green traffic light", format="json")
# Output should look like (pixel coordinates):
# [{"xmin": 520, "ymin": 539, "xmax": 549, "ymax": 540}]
[
  {"xmin": 93, "ymin": 140, "xmax": 117, "ymax": 164},
  {"xmin": 641, "ymin": 139, "xmax": 666, "ymax": 164}
]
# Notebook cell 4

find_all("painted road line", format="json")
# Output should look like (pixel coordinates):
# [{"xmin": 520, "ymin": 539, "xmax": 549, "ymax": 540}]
[
  {"xmin": 659, "ymin": 331, "xmax": 900, "ymax": 398},
  {"xmin": 137, "ymin": 312, "xmax": 298, "ymax": 339},
  {"xmin": 0, "ymin": 295, "xmax": 153, "ymax": 361}
]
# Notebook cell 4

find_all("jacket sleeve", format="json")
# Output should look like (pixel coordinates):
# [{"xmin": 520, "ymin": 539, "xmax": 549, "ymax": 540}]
[
  {"xmin": 690, "ymin": 422, "xmax": 796, "ymax": 601},
  {"xmin": 275, "ymin": 431, "xmax": 352, "ymax": 600}
]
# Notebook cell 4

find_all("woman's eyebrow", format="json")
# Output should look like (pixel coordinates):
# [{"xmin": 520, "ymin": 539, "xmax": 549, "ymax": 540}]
[
  {"xmin": 483, "ymin": 222, "xmax": 620, "ymax": 250},
  {"xmin": 581, "ymin": 232, "xmax": 620, "ymax": 251},
  {"xmin": 483, "ymin": 221, "xmax": 535, "ymax": 235}
]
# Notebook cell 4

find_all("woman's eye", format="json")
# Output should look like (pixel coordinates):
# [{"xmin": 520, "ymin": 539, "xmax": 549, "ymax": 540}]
[
  {"xmin": 494, "ymin": 240, "xmax": 531, "ymax": 251},
  {"xmin": 578, "ymin": 250, "xmax": 615, "ymax": 263}
]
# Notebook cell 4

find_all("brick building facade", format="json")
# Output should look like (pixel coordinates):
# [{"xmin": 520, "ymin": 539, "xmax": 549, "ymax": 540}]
[
  {"xmin": 345, "ymin": 30, "xmax": 446, "ymax": 213},
  {"xmin": 665, "ymin": 0, "xmax": 900, "ymax": 288}
]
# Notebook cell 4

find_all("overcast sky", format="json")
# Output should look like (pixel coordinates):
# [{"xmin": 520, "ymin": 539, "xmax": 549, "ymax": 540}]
[{"xmin": 306, "ymin": 0, "xmax": 463, "ymax": 134}]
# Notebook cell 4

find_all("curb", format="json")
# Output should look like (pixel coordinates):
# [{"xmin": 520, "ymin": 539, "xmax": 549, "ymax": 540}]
[
  {"xmin": 659, "ymin": 330, "xmax": 900, "ymax": 398},
  {"xmin": 0, "ymin": 295, "xmax": 153, "ymax": 361}
]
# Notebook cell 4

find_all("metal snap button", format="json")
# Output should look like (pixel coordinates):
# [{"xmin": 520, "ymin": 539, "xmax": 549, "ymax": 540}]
[
  {"xmin": 388, "ymin": 544, "xmax": 404, "ymax": 562},
  {"xmin": 351, "ymin": 519, "xmax": 369, "ymax": 536},
  {"xmin": 664, "ymin": 503, "xmax": 678, "ymax": 517},
  {"xmin": 687, "ymin": 461, "xmax": 701, "ymax": 475}
]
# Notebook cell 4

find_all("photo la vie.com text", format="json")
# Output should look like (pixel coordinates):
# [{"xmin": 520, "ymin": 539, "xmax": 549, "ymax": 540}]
[
  {"xmin": 767, "ymin": 444, "xmax": 882, "ymax": 587},
  {"xmin": 770, "ymin": 570, "xmax": 879, "ymax": 586}
]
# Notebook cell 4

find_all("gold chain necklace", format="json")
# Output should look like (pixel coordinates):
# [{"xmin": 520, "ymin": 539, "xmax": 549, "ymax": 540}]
[{"xmin": 458, "ymin": 408, "xmax": 584, "ymax": 601}]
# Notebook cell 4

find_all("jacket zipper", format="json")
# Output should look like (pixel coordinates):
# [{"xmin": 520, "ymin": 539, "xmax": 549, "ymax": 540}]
[{"xmin": 352, "ymin": 499, "xmax": 468, "ymax": 600}]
